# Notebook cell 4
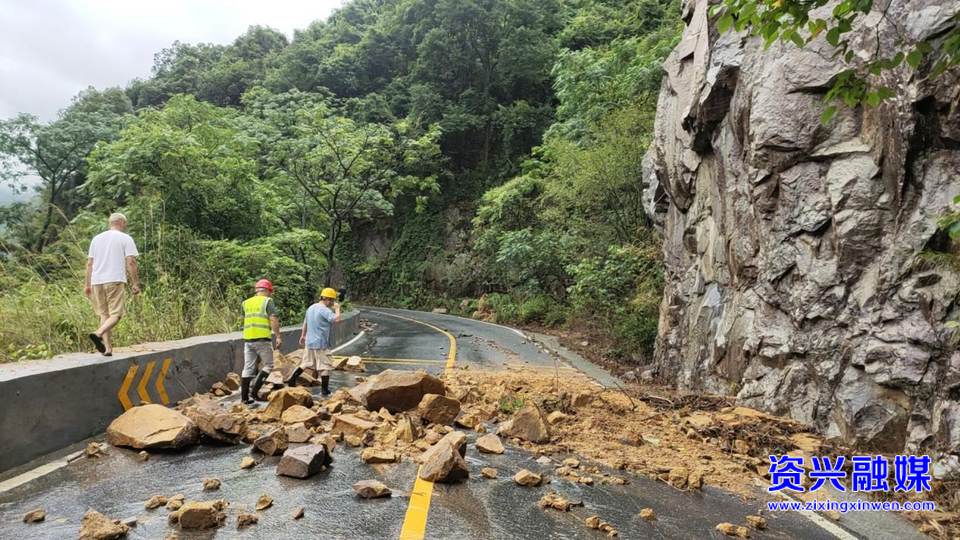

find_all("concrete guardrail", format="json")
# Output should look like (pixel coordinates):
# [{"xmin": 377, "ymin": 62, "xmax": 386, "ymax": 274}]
[{"xmin": 0, "ymin": 311, "xmax": 360, "ymax": 473}]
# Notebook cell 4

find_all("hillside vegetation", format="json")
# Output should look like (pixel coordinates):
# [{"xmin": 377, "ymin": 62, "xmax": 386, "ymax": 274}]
[{"xmin": 0, "ymin": 0, "xmax": 682, "ymax": 362}]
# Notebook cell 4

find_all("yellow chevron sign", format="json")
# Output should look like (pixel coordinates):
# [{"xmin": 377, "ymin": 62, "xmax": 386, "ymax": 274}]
[{"xmin": 117, "ymin": 358, "xmax": 173, "ymax": 411}]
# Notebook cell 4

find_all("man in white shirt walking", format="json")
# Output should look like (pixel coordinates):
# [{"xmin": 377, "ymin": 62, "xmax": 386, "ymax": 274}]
[{"xmin": 85, "ymin": 213, "xmax": 140, "ymax": 356}]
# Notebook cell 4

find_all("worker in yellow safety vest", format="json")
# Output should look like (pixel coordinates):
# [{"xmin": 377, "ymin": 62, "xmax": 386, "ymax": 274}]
[{"xmin": 240, "ymin": 279, "xmax": 281, "ymax": 404}]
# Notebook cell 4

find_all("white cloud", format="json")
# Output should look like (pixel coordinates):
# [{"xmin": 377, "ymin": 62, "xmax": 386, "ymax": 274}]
[{"xmin": 0, "ymin": 0, "xmax": 343, "ymax": 121}]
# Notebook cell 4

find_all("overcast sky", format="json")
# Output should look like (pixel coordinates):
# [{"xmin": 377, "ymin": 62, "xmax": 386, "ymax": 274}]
[{"xmin": 0, "ymin": 0, "xmax": 343, "ymax": 123}]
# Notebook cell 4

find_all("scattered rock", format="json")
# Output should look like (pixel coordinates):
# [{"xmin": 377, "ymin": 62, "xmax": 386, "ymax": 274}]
[
  {"xmin": 361, "ymin": 447, "xmax": 399, "ymax": 464},
  {"xmin": 393, "ymin": 414, "xmax": 423, "ymax": 442},
  {"xmin": 224, "ymin": 372, "xmax": 241, "ymax": 391},
  {"xmin": 481, "ymin": 467, "xmax": 498, "ymax": 479},
  {"xmin": 455, "ymin": 412, "xmax": 480, "ymax": 429},
  {"xmin": 562, "ymin": 458, "xmax": 580, "ymax": 468},
  {"xmin": 571, "ymin": 392, "xmax": 594, "ymax": 408},
  {"xmin": 85, "ymin": 442, "xmax": 103, "ymax": 458},
  {"xmin": 419, "ymin": 441, "xmax": 470, "ymax": 483},
  {"xmin": 138, "ymin": 451, "xmax": 149, "ymax": 461},
  {"xmin": 169, "ymin": 500, "xmax": 226, "ymax": 530},
  {"xmin": 536, "ymin": 456, "xmax": 553, "ymax": 466},
  {"xmin": 291, "ymin": 507, "xmax": 305, "ymax": 520},
  {"xmin": 262, "ymin": 387, "xmax": 314, "ymax": 422},
  {"xmin": 23, "ymin": 509, "xmax": 45, "ymax": 523},
  {"xmin": 202, "ymin": 478, "xmax": 220, "ymax": 491},
  {"xmin": 237, "ymin": 513, "xmax": 257, "ymax": 529},
  {"xmin": 539, "ymin": 492, "xmax": 572, "ymax": 511},
  {"xmin": 498, "ymin": 402, "xmax": 552, "ymax": 444},
  {"xmin": 418, "ymin": 431, "xmax": 468, "ymax": 465},
  {"xmin": 585, "ymin": 516, "xmax": 601, "ymax": 529},
  {"xmin": 424, "ymin": 429, "xmax": 443, "ymax": 445},
  {"xmin": 285, "ymin": 424, "xmax": 312, "ymax": 443},
  {"xmin": 667, "ymin": 466, "xmax": 689, "ymax": 489},
  {"xmin": 350, "ymin": 370, "xmax": 446, "ymax": 413},
  {"xmin": 475, "ymin": 434, "xmax": 504, "ymax": 454},
  {"xmin": 417, "ymin": 394, "xmax": 461, "ymax": 425},
  {"xmin": 746, "ymin": 515, "xmax": 766, "ymax": 529},
  {"xmin": 277, "ymin": 445, "xmax": 328, "ymax": 478},
  {"xmin": 578, "ymin": 476, "xmax": 595, "ymax": 486},
  {"xmin": 145, "ymin": 495, "xmax": 168, "ymax": 510},
  {"xmin": 353, "ymin": 479, "xmax": 392, "ymax": 499},
  {"xmin": 255, "ymin": 495, "xmax": 273, "ymax": 511},
  {"xmin": 120, "ymin": 517, "xmax": 137, "ymax": 528},
  {"xmin": 281, "ymin": 405, "xmax": 320, "ymax": 428},
  {"xmin": 332, "ymin": 414, "xmax": 377, "ymax": 439},
  {"xmin": 106, "ymin": 404, "xmax": 200, "ymax": 450},
  {"xmin": 240, "ymin": 457, "xmax": 256, "ymax": 470},
  {"xmin": 166, "ymin": 494, "xmax": 185, "ymax": 511},
  {"xmin": 716, "ymin": 523, "xmax": 750, "ymax": 537},
  {"xmin": 344, "ymin": 356, "xmax": 366, "ymax": 372},
  {"xmin": 640, "ymin": 508, "xmax": 657, "ymax": 521},
  {"xmin": 253, "ymin": 428, "xmax": 289, "ymax": 456},
  {"xmin": 514, "ymin": 469, "xmax": 542, "ymax": 487},
  {"xmin": 546, "ymin": 411, "xmax": 568, "ymax": 425},
  {"xmin": 79, "ymin": 509, "xmax": 129, "ymax": 540}
]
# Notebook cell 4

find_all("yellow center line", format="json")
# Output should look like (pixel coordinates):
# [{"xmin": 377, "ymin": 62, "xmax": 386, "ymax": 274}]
[{"xmin": 370, "ymin": 310, "xmax": 456, "ymax": 540}]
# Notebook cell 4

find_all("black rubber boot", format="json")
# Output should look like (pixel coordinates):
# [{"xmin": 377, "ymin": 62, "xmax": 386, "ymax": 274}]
[
  {"xmin": 251, "ymin": 371, "xmax": 269, "ymax": 401},
  {"xmin": 240, "ymin": 377, "xmax": 254, "ymax": 404},
  {"xmin": 287, "ymin": 367, "xmax": 304, "ymax": 387},
  {"xmin": 321, "ymin": 375, "xmax": 330, "ymax": 396}
]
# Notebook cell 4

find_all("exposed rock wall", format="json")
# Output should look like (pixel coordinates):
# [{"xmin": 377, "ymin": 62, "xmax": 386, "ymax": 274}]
[{"xmin": 644, "ymin": 0, "xmax": 960, "ymax": 477}]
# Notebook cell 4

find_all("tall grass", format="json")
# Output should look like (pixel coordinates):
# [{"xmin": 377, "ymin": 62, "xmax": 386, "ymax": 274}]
[{"xmin": 0, "ymin": 232, "xmax": 240, "ymax": 363}]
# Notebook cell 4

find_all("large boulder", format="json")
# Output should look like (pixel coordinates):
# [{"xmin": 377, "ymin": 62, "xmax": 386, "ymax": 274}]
[
  {"xmin": 262, "ymin": 387, "xmax": 314, "ymax": 421},
  {"xmin": 106, "ymin": 404, "xmax": 199, "ymax": 450},
  {"xmin": 277, "ymin": 445, "xmax": 328, "ymax": 478},
  {"xmin": 349, "ymin": 370, "xmax": 446, "ymax": 413},
  {"xmin": 418, "ymin": 441, "xmax": 469, "ymax": 483},
  {"xmin": 498, "ymin": 402, "xmax": 551, "ymax": 444},
  {"xmin": 643, "ymin": 0, "xmax": 960, "ymax": 467},
  {"xmin": 79, "ymin": 510, "xmax": 129, "ymax": 540},
  {"xmin": 185, "ymin": 400, "xmax": 247, "ymax": 444},
  {"xmin": 417, "ymin": 394, "xmax": 461, "ymax": 426}
]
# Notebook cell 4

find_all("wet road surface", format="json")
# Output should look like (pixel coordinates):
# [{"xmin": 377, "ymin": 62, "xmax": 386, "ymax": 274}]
[{"xmin": 0, "ymin": 308, "xmax": 853, "ymax": 539}]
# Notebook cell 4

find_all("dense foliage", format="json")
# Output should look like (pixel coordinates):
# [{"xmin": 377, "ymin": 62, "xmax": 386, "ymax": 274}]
[{"xmin": 0, "ymin": 0, "xmax": 681, "ymax": 363}]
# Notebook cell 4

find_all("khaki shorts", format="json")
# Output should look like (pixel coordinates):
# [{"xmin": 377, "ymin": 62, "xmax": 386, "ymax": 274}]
[
  {"xmin": 300, "ymin": 348, "xmax": 333, "ymax": 375},
  {"xmin": 90, "ymin": 282, "xmax": 126, "ymax": 318}
]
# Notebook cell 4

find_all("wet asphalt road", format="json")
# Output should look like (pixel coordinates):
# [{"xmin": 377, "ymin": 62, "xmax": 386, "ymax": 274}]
[{"xmin": 0, "ymin": 308, "xmax": 846, "ymax": 539}]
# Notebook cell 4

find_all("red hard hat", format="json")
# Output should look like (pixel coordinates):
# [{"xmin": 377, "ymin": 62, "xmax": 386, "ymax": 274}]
[{"xmin": 255, "ymin": 279, "xmax": 274, "ymax": 293}]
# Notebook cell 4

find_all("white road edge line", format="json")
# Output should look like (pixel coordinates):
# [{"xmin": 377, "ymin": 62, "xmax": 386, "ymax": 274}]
[
  {"xmin": 778, "ymin": 492, "xmax": 860, "ymax": 540},
  {"xmin": 0, "ymin": 330, "xmax": 369, "ymax": 494},
  {"xmin": 331, "ymin": 330, "xmax": 366, "ymax": 353}
]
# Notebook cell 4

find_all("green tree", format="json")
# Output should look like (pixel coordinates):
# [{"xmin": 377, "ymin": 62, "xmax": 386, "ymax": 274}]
[
  {"xmin": 264, "ymin": 100, "xmax": 443, "ymax": 284},
  {"xmin": 0, "ymin": 86, "xmax": 131, "ymax": 251},
  {"xmin": 85, "ymin": 95, "xmax": 263, "ymax": 241}
]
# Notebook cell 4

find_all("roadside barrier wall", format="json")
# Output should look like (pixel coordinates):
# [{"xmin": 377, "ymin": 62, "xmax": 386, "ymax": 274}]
[{"xmin": 0, "ymin": 311, "xmax": 360, "ymax": 473}]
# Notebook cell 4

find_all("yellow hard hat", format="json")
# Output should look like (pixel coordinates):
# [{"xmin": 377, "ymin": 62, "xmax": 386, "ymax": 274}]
[{"xmin": 320, "ymin": 287, "xmax": 338, "ymax": 299}]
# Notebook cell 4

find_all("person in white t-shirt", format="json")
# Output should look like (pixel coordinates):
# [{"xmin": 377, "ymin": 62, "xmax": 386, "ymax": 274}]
[{"xmin": 84, "ymin": 213, "xmax": 140, "ymax": 356}]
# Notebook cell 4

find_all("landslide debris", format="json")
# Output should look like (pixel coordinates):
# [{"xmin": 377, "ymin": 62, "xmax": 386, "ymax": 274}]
[
  {"xmin": 106, "ymin": 404, "xmax": 199, "ymax": 450},
  {"xmin": 79, "ymin": 509, "xmax": 129, "ymax": 540}
]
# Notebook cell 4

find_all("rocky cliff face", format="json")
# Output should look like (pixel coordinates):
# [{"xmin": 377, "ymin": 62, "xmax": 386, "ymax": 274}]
[{"xmin": 644, "ymin": 0, "xmax": 960, "ymax": 477}]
